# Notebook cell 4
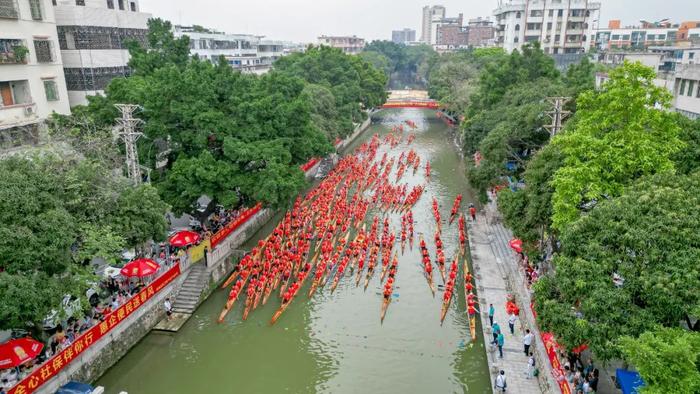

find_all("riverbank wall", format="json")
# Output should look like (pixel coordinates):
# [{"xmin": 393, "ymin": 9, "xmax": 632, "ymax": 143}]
[{"xmin": 29, "ymin": 112, "xmax": 374, "ymax": 393}]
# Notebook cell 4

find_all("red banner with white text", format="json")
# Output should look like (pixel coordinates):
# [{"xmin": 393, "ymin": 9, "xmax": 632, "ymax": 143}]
[{"xmin": 8, "ymin": 264, "xmax": 181, "ymax": 394}]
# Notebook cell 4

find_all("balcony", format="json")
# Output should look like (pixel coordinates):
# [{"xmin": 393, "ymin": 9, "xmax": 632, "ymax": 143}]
[
  {"xmin": 0, "ymin": 103, "xmax": 39, "ymax": 130},
  {"xmin": 0, "ymin": 39, "xmax": 28, "ymax": 65}
]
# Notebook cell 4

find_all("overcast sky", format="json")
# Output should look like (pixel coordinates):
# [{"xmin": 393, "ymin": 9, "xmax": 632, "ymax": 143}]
[{"xmin": 140, "ymin": 0, "xmax": 700, "ymax": 43}]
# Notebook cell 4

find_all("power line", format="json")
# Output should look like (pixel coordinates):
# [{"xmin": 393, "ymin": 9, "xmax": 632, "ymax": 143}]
[{"xmin": 114, "ymin": 104, "xmax": 144, "ymax": 186}]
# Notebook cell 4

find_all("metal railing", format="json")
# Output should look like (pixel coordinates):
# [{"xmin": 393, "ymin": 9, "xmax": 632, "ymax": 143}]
[{"xmin": 0, "ymin": 0, "xmax": 19, "ymax": 19}]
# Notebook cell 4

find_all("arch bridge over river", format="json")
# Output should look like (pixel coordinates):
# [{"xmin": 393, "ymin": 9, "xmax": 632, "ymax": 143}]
[
  {"xmin": 97, "ymin": 108, "xmax": 490, "ymax": 394},
  {"xmin": 381, "ymin": 90, "xmax": 440, "ymax": 110}
]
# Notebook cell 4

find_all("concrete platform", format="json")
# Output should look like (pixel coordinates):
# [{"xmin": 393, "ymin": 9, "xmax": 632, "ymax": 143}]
[{"xmin": 153, "ymin": 312, "xmax": 192, "ymax": 332}]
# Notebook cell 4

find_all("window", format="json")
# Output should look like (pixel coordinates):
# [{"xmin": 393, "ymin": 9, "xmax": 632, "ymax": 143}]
[
  {"xmin": 34, "ymin": 39, "xmax": 53, "ymax": 62},
  {"xmin": 0, "ymin": 0, "xmax": 20, "ymax": 18},
  {"xmin": 527, "ymin": 23, "xmax": 541, "ymax": 30},
  {"xmin": 530, "ymin": 10, "xmax": 543, "ymax": 17},
  {"xmin": 514, "ymin": 37, "xmax": 519, "ymax": 43},
  {"xmin": 680, "ymin": 79, "xmax": 686, "ymax": 96},
  {"xmin": 548, "ymin": 10, "xmax": 554, "ymax": 17},
  {"xmin": 547, "ymin": 22, "xmax": 552, "ymax": 30},
  {"xmin": 129, "ymin": 1, "xmax": 135, "ymax": 11},
  {"xmin": 515, "ymin": 12, "xmax": 521, "ymax": 19},
  {"xmin": 0, "ymin": 38, "xmax": 24, "ymax": 64},
  {"xmin": 658, "ymin": 34, "xmax": 666, "ymax": 40},
  {"xmin": 647, "ymin": 35, "xmax": 655, "ymax": 40},
  {"xmin": 558, "ymin": 10, "xmax": 563, "ymax": 17},
  {"xmin": 611, "ymin": 34, "xmax": 620, "ymax": 40},
  {"xmin": 688, "ymin": 81, "xmax": 696, "ymax": 97},
  {"xmin": 0, "ymin": 80, "xmax": 31, "ymax": 106},
  {"xmin": 118, "ymin": 0, "xmax": 123, "ymax": 10},
  {"xmin": 107, "ymin": 0, "xmax": 114, "ymax": 9},
  {"xmin": 0, "ymin": 81, "xmax": 14, "ymax": 106},
  {"xmin": 697, "ymin": 83, "xmax": 700, "ymax": 98},
  {"xmin": 44, "ymin": 79, "xmax": 58, "ymax": 101},
  {"xmin": 622, "ymin": 35, "xmax": 630, "ymax": 40},
  {"xmin": 690, "ymin": 52, "xmax": 696, "ymax": 59},
  {"xmin": 514, "ymin": 24, "xmax": 520, "ymax": 31},
  {"xmin": 29, "ymin": 0, "xmax": 42, "ymax": 20},
  {"xmin": 75, "ymin": 0, "xmax": 85, "ymax": 5}
]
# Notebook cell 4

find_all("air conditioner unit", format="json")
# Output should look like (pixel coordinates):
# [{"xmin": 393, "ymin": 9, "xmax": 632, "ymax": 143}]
[{"xmin": 24, "ymin": 106, "xmax": 35, "ymax": 116}]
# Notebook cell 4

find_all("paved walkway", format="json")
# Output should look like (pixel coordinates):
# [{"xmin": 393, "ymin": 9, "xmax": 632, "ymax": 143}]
[{"xmin": 468, "ymin": 197, "xmax": 556, "ymax": 394}]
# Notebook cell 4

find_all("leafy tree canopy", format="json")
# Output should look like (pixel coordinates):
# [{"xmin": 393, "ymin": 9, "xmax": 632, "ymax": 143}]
[
  {"xmin": 0, "ymin": 155, "xmax": 169, "ymax": 330},
  {"xmin": 619, "ymin": 327, "xmax": 700, "ymax": 394},
  {"xmin": 550, "ymin": 62, "xmax": 683, "ymax": 229},
  {"xmin": 534, "ymin": 172, "xmax": 700, "ymax": 361}
]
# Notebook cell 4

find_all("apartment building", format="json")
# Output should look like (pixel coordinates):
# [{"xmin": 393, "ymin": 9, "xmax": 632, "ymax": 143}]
[
  {"xmin": 53, "ymin": 0, "xmax": 150, "ymax": 106},
  {"xmin": 421, "ymin": 5, "xmax": 446, "ymax": 44},
  {"xmin": 317, "ymin": 35, "xmax": 365, "ymax": 54},
  {"xmin": 0, "ymin": 0, "xmax": 70, "ymax": 149},
  {"xmin": 392, "ymin": 28, "xmax": 416, "ymax": 44},
  {"xmin": 467, "ymin": 17, "xmax": 496, "ymax": 47},
  {"xmin": 493, "ymin": 0, "xmax": 600, "ymax": 54},
  {"xmin": 673, "ymin": 64, "xmax": 700, "ymax": 119},
  {"xmin": 594, "ymin": 20, "xmax": 700, "ymax": 51},
  {"xmin": 175, "ymin": 26, "xmax": 284, "ymax": 73}
]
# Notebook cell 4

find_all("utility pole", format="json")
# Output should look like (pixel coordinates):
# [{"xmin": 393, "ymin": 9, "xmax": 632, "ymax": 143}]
[
  {"xmin": 544, "ymin": 97, "xmax": 571, "ymax": 138},
  {"xmin": 115, "ymin": 104, "xmax": 144, "ymax": 186}
]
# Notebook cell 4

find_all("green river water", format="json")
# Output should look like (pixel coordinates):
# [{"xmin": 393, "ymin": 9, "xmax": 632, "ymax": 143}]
[{"xmin": 96, "ymin": 109, "xmax": 491, "ymax": 394}]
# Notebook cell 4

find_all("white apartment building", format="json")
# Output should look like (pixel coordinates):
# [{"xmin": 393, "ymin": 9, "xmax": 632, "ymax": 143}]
[
  {"xmin": 317, "ymin": 35, "xmax": 365, "ymax": 54},
  {"xmin": 174, "ymin": 26, "xmax": 285, "ymax": 74},
  {"xmin": 0, "ymin": 0, "xmax": 70, "ymax": 148},
  {"xmin": 594, "ymin": 27, "xmax": 678, "ymax": 51},
  {"xmin": 673, "ymin": 64, "xmax": 700, "ymax": 119},
  {"xmin": 421, "ymin": 5, "xmax": 446, "ymax": 44},
  {"xmin": 494, "ymin": 0, "xmax": 600, "ymax": 54},
  {"xmin": 53, "ymin": 0, "xmax": 150, "ymax": 106}
]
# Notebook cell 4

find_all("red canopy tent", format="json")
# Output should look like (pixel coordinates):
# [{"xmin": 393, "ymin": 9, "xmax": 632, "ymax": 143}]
[
  {"xmin": 169, "ymin": 230, "xmax": 201, "ymax": 248},
  {"xmin": 509, "ymin": 238, "xmax": 523, "ymax": 253},
  {"xmin": 0, "ymin": 338, "xmax": 44, "ymax": 368},
  {"xmin": 120, "ymin": 258, "xmax": 160, "ymax": 277}
]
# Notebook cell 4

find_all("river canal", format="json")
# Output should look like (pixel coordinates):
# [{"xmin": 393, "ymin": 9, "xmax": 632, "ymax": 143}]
[{"xmin": 97, "ymin": 109, "xmax": 491, "ymax": 394}]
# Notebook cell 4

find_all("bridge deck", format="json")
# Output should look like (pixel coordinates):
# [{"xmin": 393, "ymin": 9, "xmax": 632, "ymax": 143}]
[{"xmin": 384, "ymin": 90, "xmax": 438, "ymax": 109}]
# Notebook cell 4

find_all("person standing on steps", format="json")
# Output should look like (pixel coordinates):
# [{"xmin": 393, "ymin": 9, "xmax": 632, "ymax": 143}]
[
  {"xmin": 491, "ymin": 322, "xmax": 501, "ymax": 344},
  {"xmin": 164, "ymin": 297, "xmax": 173, "ymax": 321},
  {"xmin": 497, "ymin": 331, "xmax": 505, "ymax": 358},
  {"xmin": 523, "ymin": 329, "xmax": 534, "ymax": 356},
  {"xmin": 469, "ymin": 203, "xmax": 477, "ymax": 221},
  {"xmin": 508, "ymin": 312, "xmax": 517, "ymax": 335},
  {"xmin": 494, "ymin": 370, "xmax": 507, "ymax": 392},
  {"xmin": 525, "ymin": 353, "xmax": 535, "ymax": 379},
  {"xmin": 488, "ymin": 303, "xmax": 495, "ymax": 326}
]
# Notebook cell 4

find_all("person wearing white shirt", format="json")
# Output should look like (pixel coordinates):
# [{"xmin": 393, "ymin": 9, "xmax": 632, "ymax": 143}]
[
  {"xmin": 523, "ymin": 329, "xmax": 534, "ymax": 356},
  {"xmin": 507, "ymin": 313, "xmax": 517, "ymax": 335},
  {"xmin": 494, "ymin": 370, "xmax": 507, "ymax": 392},
  {"xmin": 524, "ymin": 353, "xmax": 535, "ymax": 379}
]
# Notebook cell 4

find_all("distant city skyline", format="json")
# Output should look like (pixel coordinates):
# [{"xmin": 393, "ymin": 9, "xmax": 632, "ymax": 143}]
[{"xmin": 140, "ymin": 0, "xmax": 700, "ymax": 43}]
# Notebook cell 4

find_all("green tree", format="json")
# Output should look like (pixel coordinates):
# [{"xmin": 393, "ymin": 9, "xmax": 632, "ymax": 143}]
[
  {"xmin": 550, "ymin": 62, "xmax": 683, "ymax": 229},
  {"xmin": 673, "ymin": 115, "xmax": 700, "ymax": 175},
  {"xmin": 534, "ymin": 172, "xmax": 700, "ymax": 361},
  {"xmin": 619, "ymin": 327, "xmax": 700, "ymax": 394}
]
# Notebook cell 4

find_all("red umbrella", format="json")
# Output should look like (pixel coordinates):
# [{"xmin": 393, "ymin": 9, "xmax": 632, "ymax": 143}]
[
  {"xmin": 0, "ymin": 338, "xmax": 44, "ymax": 368},
  {"xmin": 509, "ymin": 238, "xmax": 523, "ymax": 253},
  {"xmin": 169, "ymin": 230, "xmax": 201, "ymax": 248},
  {"xmin": 120, "ymin": 258, "xmax": 160, "ymax": 277}
]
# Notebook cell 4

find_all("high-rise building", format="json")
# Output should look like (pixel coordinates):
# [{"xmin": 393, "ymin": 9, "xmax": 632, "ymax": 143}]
[
  {"xmin": 421, "ymin": 5, "xmax": 446, "ymax": 44},
  {"xmin": 173, "ymin": 26, "xmax": 284, "ymax": 74},
  {"xmin": 317, "ymin": 35, "xmax": 365, "ymax": 54},
  {"xmin": 0, "ymin": 0, "xmax": 70, "ymax": 149},
  {"xmin": 53, "ymin": 0, "xmax": 151, "ymax": 106},
  {"xmin": 493, "ymin": 0, "xmax": 601, "ymax": 54},
  {"xmin": 392, "ymin": 28, "xmax": 416, "ymax": 44}
]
